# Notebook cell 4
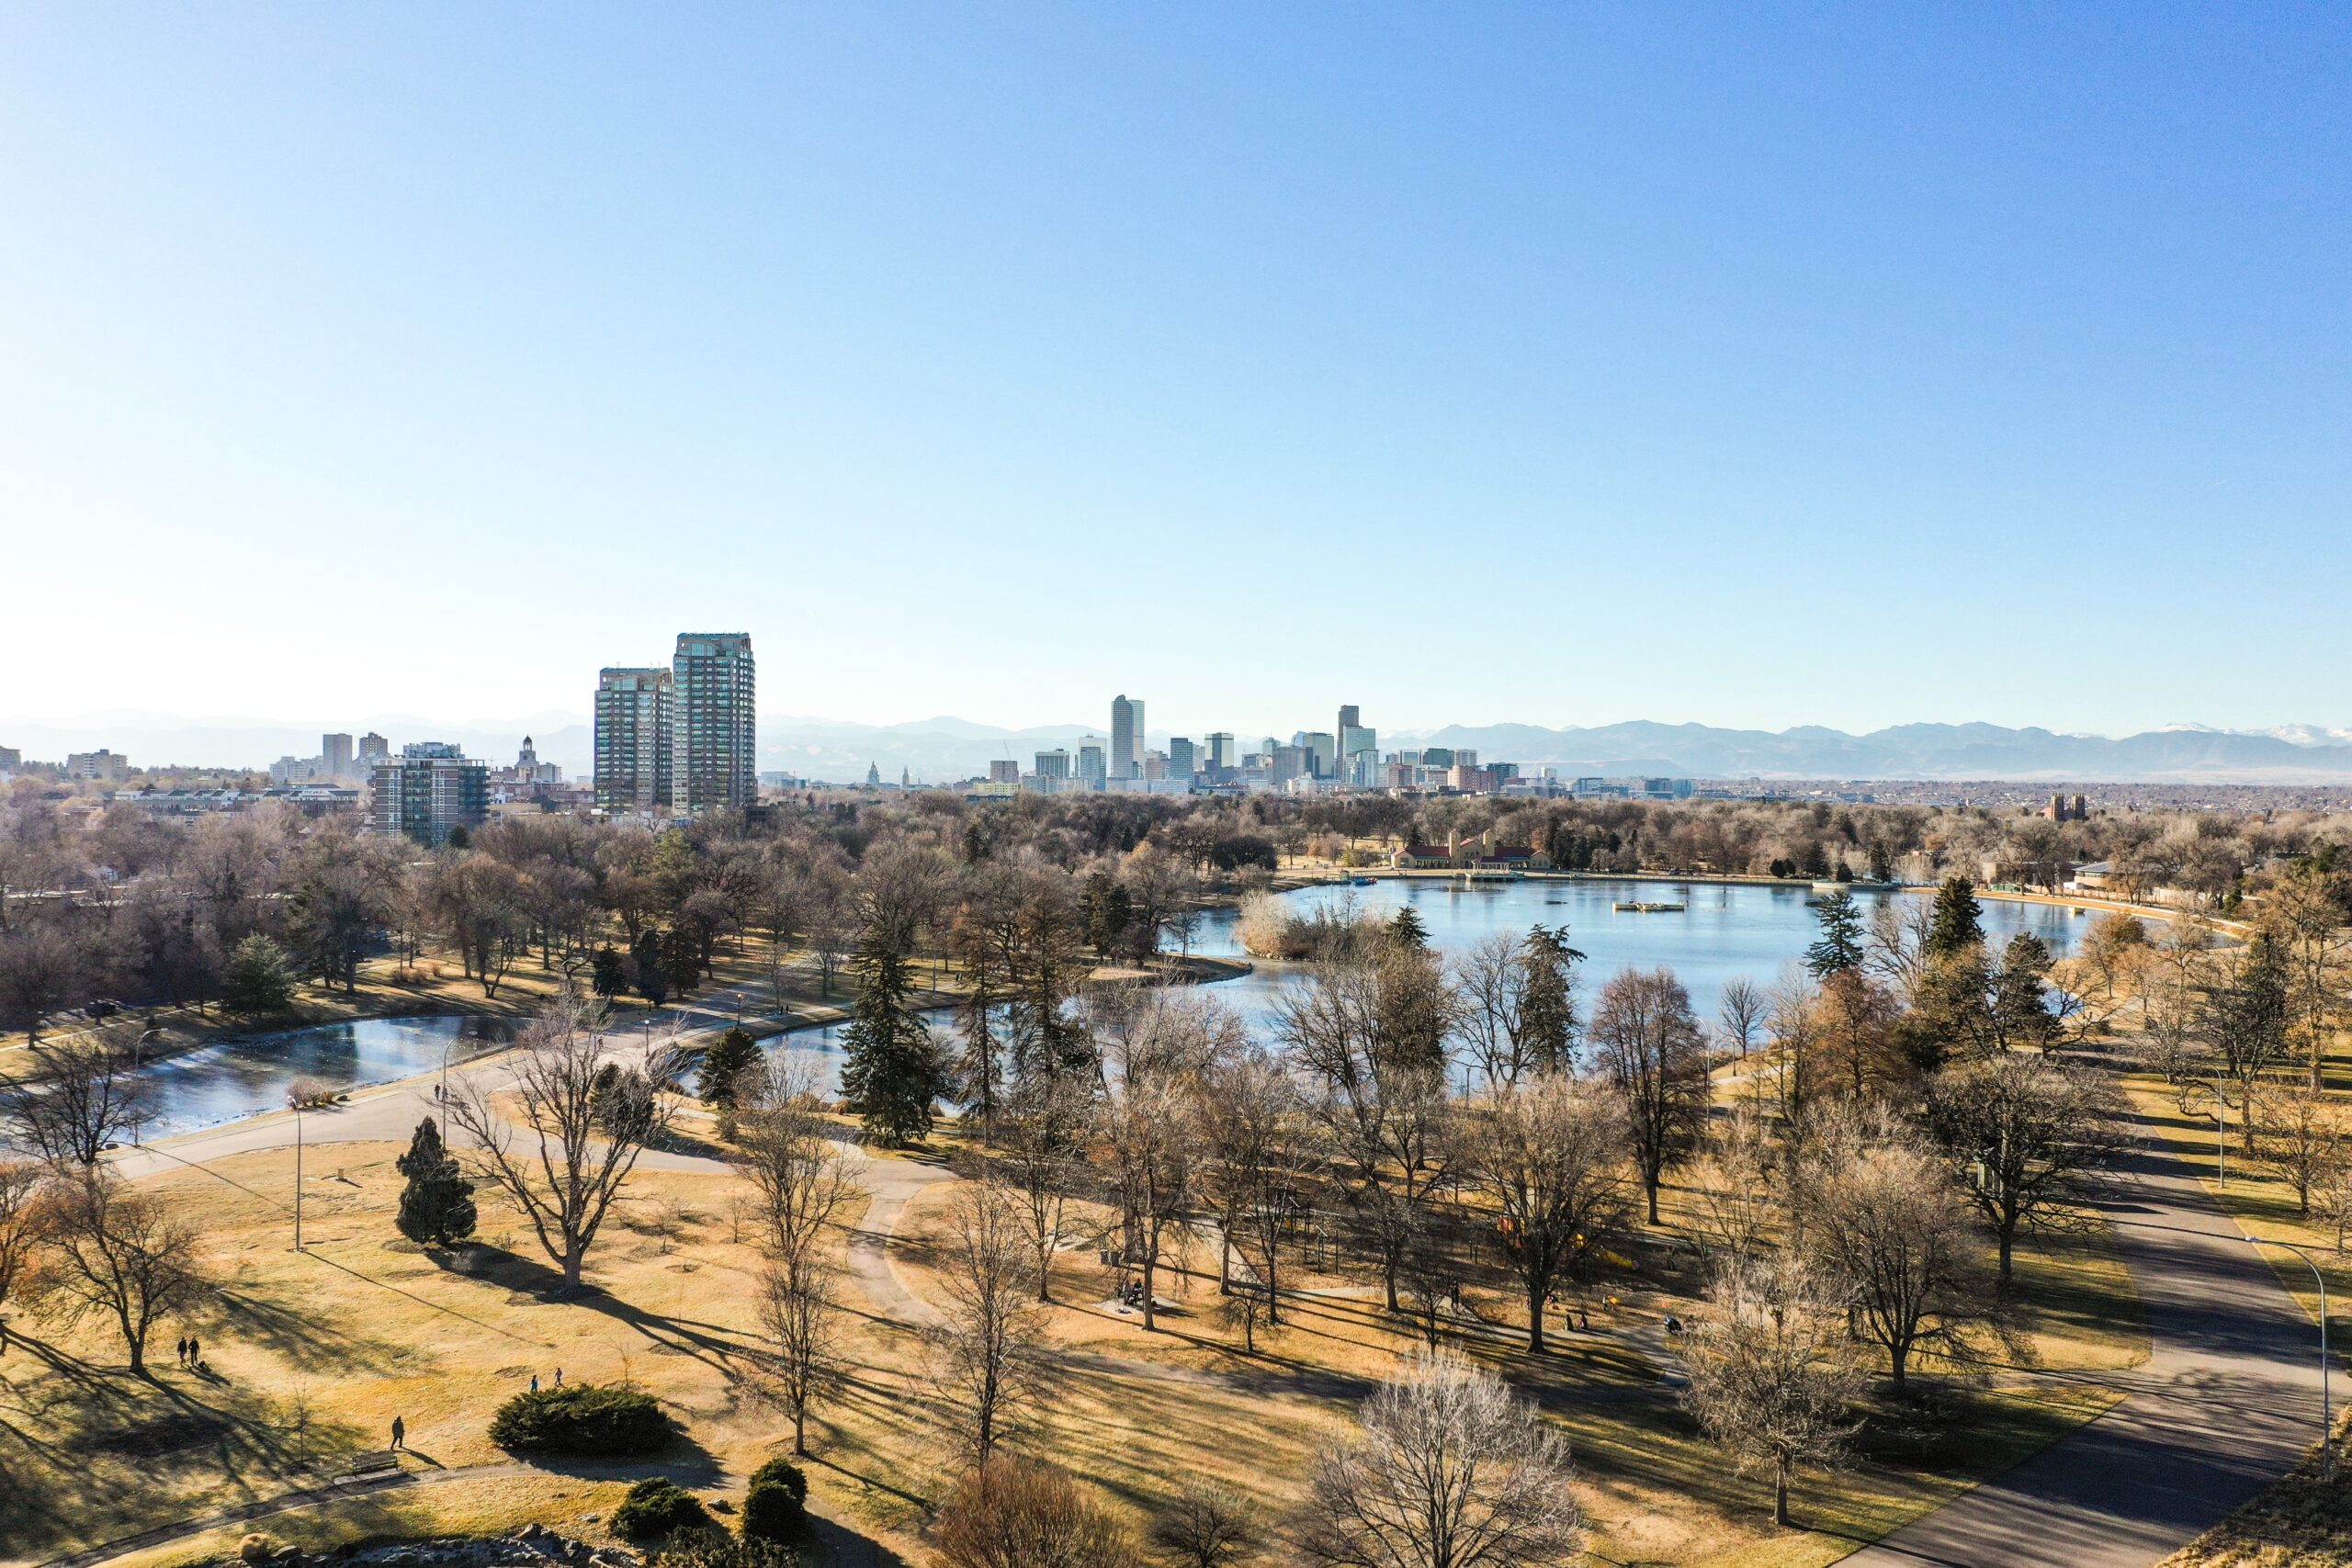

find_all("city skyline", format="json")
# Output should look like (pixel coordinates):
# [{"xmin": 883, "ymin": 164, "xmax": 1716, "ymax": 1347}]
[{"xmin": 5, "ymin": 6, "xmax": 2346, "ymax": 735}]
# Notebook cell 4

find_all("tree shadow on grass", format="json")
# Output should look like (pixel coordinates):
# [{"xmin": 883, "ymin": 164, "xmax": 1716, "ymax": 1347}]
[{"xmin": 450, "ymin": 1243, "xmax": 765, "ymax": 1374}]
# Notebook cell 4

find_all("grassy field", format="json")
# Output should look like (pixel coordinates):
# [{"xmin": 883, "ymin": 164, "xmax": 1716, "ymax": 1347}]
[{"xmin": 0, "ymin": 1073, "xmax": 2154, "ymax": 1568}]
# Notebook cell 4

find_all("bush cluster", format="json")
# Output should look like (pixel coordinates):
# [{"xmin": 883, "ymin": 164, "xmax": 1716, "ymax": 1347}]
[
  {"xmin": 613, "ymin": 1478, "xmax": 711, "ymax": 1540},
  {"xmin": 487, "ymin": 1384, "xmax": 674, "ymax": 1455},
  {"xmin": 740, "ymin": 1457, "xmax": 808, "ymax": 1545}
]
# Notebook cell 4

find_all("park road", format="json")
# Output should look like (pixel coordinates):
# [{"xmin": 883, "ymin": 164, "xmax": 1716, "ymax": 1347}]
[{"xmin": 1836, "ymin": 1110, "xmax": 2319, "ymax": 1568}]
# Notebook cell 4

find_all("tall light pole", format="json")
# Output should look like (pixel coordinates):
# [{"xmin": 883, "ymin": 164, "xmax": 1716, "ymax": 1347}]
[
  {"xmin": 288, "ymin": 1089, "xmax": 306, "ymax": 1252},
  {"xmin": 2251, "ymin": 1236, "xmax": 2332, "ymax": 1480}
]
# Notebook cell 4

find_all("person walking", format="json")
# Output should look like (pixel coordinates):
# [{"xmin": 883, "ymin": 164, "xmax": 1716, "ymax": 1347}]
[
  {"xmin": 530, "ymin": 1373, "xmax": 538, "ymax": 1393},
  {"xmin": 187, "ymin": 1335, "xmax": 201, "ymax": 1366},
  {"xmin": 553, "ymin": 1367, "xmax": 562, "ymax": 1387},
  {"xmin": 175, "ymin": 1337, "xmax": 188, "ymax": 1366},
  {"xmin": 390, "ymin": 1416, "xmax": 405, "ymax": 1450}
]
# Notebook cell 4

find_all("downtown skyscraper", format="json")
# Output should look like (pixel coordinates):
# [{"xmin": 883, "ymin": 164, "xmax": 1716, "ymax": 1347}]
[{"xmin": 1110, "ymin": 694, "xmax": 1144, "ymax": 780}]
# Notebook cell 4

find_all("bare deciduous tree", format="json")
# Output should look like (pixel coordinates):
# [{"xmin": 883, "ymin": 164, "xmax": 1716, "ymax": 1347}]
[
  {"xmin": 1151, "ymin": 1480, "xmax": 1259, "ymax": 1568},
  {"xmin": 1680, "ymin": 1255, "xmax": 1862, "ymax": 1528},
  {"xmin": 1587, "ymin": 968, "xmax": 1710, "ymax": 1224},
  {"xmin": 1094, "ymin": 1004, "xmax": 1205, "ymax": 1333},
  {"xmin": 1802, "ymin": 1108, "xmax": 1990, "ymax": 1385},
  {"xmin": 0, "ymin": 922, "xmax": 83, "ymax": 1047},
  {"xmin": 1464, "ymin": 1073, "xmax": 1628, "ymax": 1353},
  {"xmin": 932, "ymin": 1175, "xmax": 1045, "ymax": 1467},
  {"xmin": 1281, "ymin": 964, "xmax": 1455, "ymax": 1314},
  {"xmin": 1, "ymin": 1026, "xmax": 152, "ymax": 1168},
  {"xmin": 1924, "ymin": 1055, "xmax": 2126, "ymax": 1279},
  {"xmin": 738, "ymin": 1055, "xmax": 855, "ymax": 1455},
  {"xmin": 1301, "ymin": 1348, "xmax": 1581, "ymax": 1568},
  {"xmin": 1198, "ymin": 1045, "xmax": 1303, "ymax": 1325},
  {"xmin": 1690, "ymin": 1107, "xmax": 1778, "ymax": 1266},
  {"xmin": 445, "ymin": 987, "xmax": 680, "ymax": 1292},
  {"xmin": 1716, "ymin": 976, "xmax": 1767, "ymax": 1058},
  {"xmin": 38, "ymin": 1173, "xmax": 207, "ymax": 1374},
  {"xmin": 0, "ymin": 1160, "xmax": 52, "ymax": 1347},
  {"xmin": 2251, "ymin": 1081, "xmax": 2347, "ymax": 1219}
]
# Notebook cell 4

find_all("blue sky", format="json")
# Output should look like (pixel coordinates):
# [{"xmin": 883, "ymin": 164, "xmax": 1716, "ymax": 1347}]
[{"xmin": 2, "ymin": 3, "xmax": 2346, "ymax": 740}]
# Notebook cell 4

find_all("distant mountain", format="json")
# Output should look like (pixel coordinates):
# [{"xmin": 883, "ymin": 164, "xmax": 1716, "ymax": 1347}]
[
  {"xmin": 7, "ymin": 711, "xmax": 2350, "ymax": 785},
  {"xmin": 1390, "ymin": 721, "xmax": 2352, "ymax": 784}
]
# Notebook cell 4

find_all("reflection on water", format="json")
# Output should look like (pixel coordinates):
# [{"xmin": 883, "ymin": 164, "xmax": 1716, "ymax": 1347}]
[
  {"xmin": 770, "ymin": 878, "xmax": 2101, "ymax": 1096},
  {"xmin": 135, "ymin": 1015, "xmax": 513, "ymax": 1138}
]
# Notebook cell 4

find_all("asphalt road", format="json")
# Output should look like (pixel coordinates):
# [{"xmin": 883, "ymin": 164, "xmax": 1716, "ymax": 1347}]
[{"xmin": 1837, "ymin": 1111, "xmax": 2321, "ymax": 1568}]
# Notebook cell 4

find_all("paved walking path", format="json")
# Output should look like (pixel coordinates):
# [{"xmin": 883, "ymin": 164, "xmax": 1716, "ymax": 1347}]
[{"xmin": 1837, "ymin": 1112, "xmax": 2318, "ymax": 1568}]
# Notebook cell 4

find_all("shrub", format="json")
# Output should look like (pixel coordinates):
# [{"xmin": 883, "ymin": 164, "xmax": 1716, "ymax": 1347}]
[
  {"xmin": 613, "ymin": 1478, "xmax": 712, "ymax": 1540},
  {"xmin": 487, "ymin": 1383, "xmax": 675, "ymax": 1455},
  {"xmin": 746, "ymin": 1455, "xmax": 808, "ymax": 1501},
  {"xmin": 931, "ymin": 1460, "xmax": 1131, "ymax": 1568},
  {"xmin": 740, "ymin": 1457, "xmax": 808, "ymax": 1544}
]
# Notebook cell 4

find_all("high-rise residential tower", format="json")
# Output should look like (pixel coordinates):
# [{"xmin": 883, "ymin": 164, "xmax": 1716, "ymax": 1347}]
[
  {"xmin": 322, "ymin": 733, "xmax": 355, "ymax": 781},
  {"xmin": 671, "ymin": 633, "xmax": 757, "ymax": 813},
  {"xmin": 1110, "ymin": 694, "xmax": 1144, "ymax": 779},
  {"xmin": 371, "ymin": 742, "xmax": 488, "ymax": 846},
  {"xmin": 594, "ymin": 667, "xmax": 673, "ymax": 813}
]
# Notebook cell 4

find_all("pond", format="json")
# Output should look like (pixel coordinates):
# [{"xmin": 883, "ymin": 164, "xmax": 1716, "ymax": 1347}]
[{"xmin": 132, "ymin": 1014, "xmax": 514, "ymax": 1138}]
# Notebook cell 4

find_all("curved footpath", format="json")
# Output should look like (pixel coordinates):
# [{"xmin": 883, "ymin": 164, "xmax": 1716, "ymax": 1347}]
[{"xmin": 1837, "ymin": 1109, "xmax": 2316, "ymax": 1568}]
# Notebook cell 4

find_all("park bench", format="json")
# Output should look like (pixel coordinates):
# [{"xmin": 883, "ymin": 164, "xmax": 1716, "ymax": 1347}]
[{"xmin": 339, "ymin": 1450, "xmax": 402, "ymax": 1480}]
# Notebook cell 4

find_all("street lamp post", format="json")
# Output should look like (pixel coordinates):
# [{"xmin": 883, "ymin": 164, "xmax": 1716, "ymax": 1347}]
[
  {"xmin": 291, "ymin": 1101, "xmax": 305, "ymax": 1252},
  {"xmin": 2250, "ymin": 1237, "xmax": 2332, "ymax": 1480},
  {"xmin": 2212, "ymin": 1077, "xmax": 2229, "ymax": 1185}
]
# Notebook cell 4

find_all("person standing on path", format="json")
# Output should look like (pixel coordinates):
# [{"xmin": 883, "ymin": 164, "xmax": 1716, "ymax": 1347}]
[{"xmin": 390, "ymin": 1416, "xmax": 405, "ymax": 1450}]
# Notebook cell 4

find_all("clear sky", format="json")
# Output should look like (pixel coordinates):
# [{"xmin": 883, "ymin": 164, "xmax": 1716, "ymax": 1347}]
[{"xmin": 3, "ymin": 3, "xmax": 2346, "ymax": 741}]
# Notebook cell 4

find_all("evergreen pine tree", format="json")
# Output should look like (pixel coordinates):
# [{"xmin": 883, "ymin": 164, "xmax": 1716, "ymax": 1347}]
[
  {"xmin": 697, "ymin": 1026, "xmax": 762, "ymax": 1107},
  {"xmin": 1926, "ymin": 877, "xmax": 1985, "ymax": 958},
  {"xmin": 1388, "ymin": 905, "xmax": 1430, "ymax": 949},
  {"xmin": 1517, "ymin": 923, "xmax": 1583, "ymax": 1071},
  {"xmin": 221, "ymin": 933, "xmax": 298, "ymax": 1015},
  {"xmin": 591, "ymin": 944, "xmax": 628, "ymax": 998},
  {"xmin": 633, "ymin": 931, "xmax": 670, "ymax": 1007},
  {"xmin": 395, "ymin": 1116, "xmax": 477, "ymax": 1246},
  {"xmin": 840, "ymin": 922, "xmax": 949, "ymax": 1146},
  {"xmin": 1804, "ymin": 891, "xmax": 1865, "ymax": 979}
]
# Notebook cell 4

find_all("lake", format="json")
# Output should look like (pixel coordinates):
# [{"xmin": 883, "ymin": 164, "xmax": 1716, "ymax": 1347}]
[
  {"xmin": 107, "ymin": 880, "xmax": 2105, "ymax": 1134},
  {"xmin": 131, "ymin": 1014, "xmax": 513, "ymax": 1139},
  {"xmin": 771, "ymin": 877, "xmax": 2104, "ymax": 1090}
]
